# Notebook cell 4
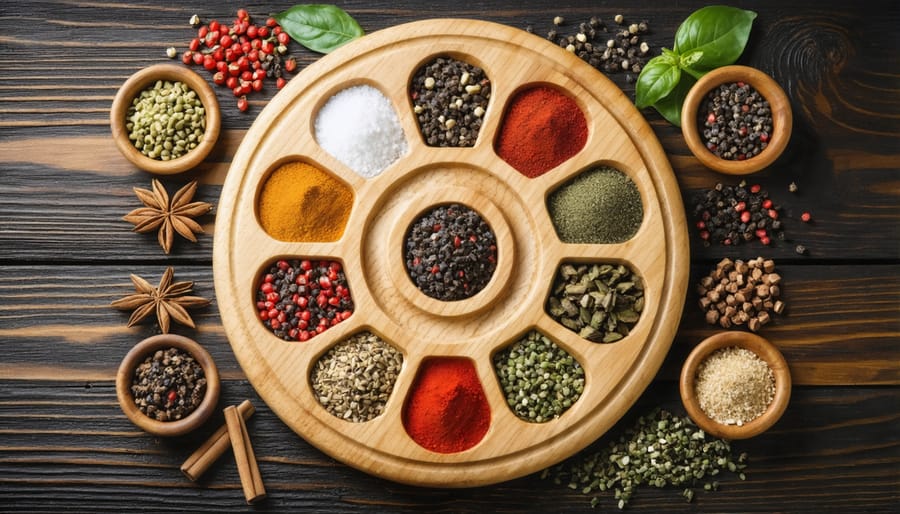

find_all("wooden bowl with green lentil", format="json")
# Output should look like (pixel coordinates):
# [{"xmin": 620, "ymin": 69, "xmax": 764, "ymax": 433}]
[
  {"xmin": 681, "ymin": 65, "xmax": 792, "ymax": 175},
  {"xmin": 110, "ymin": 64, "xmax": 221, "ymax": 175},
  {"xmin": 680, "ymin": 331, "xmax": 791, "ymax": 440},
  {"xmin": 116, "ymin": 334, "xmax": 220, "ymax": 437}
]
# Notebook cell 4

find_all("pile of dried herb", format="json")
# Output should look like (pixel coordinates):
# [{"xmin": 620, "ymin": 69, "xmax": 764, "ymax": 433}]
[
  {"xmin": 546, "ymin": 263, "xmax": 644, "ymax": 343},
  {"xmin": 542, "ymin": 408, "xmax": 748, "ymax": 509}
]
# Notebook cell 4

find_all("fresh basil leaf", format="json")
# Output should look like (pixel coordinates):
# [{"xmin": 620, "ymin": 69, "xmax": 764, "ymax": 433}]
[
  {"xmin": 651, "ymin": 75, "xmax": 697, "ymax": 127},
  {"xmin": 635, "ymin": 56, "xmax": 681, "ymax": 108},
  {"xmin": 680, "ymin": 50, "xmax": 703, "ymax": 69},
  {"xmin": 272, "ymin": 4, "xmax": 364, "ymax": 54},
  {"xmin": 673, "ymin": 6, "xmax": 756, "ymax": 70}
]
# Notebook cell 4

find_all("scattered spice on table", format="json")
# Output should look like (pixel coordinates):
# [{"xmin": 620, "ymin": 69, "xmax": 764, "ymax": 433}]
[
  {"xmin": 694, "ymin": 346, "xmax": 775, "ymax": 426},
  {"xmin": 111, "ymin": 266, "xmax": 210, "ymax": 334},
  {"xmin": 123, "ymin": 179, "xmax": 213, "ymax": 255},
  {"xmin": 542, "ymin": 408, "xmax": 748, "ymax": 508},
  {"xmin": 257, "ymin": 161, "xmax": 353, "ymax": 242},
  {"xmin": 183, "ymin": 9, "xmax": 300, "ymax": 111},
  {"xmin": 315, "ymin": 84, "xmax": 408, "ymax": 178},
  {"xmin": 410, "ymin": 56, "xmax": 491, "ymax": 147},
  {"xmin": 256, "ymin": 259, "xmax": 353, "ymax": 342},
  {"xmin": 495, "ymin": 86, "xmax": 587, "ymax": 178},
  {"xmin": 493, "ymin": 330, "xmax": 584, "ymax": 423},
  {"xmin": 311, "ymin": 331, "xmax": 403, "ymax": 422},
  {"xmin": 131, "ymin": 347, "xmax": 207, "ymax": 421},
  {"xmin": 547, "ymin": 263, "xmax": 644, "ymax": 343},
  {"xmin": 697, "ymin": 257, "xmax": 784, "ymax": 331},
  {"xmin": 699, "ymin": 81, "xmax": 773, "ymax": 161},
  {"xmin": 530, "ymin": 13, "xmax": 652, "ymax": 82},
  {"xmin": 692, "ymin": 181, "xmax": 784, "ymax": 247},
  {"xmin": 402, "ymin": 358, "xmax": 490, "ymax": 453},
  {"xmin": 547, "ymin": 166, "xmax": 642, "ymax": 243},
  {"xmin": 126, "ymin": 80, "xmax": 206, "ymax": 160},
  {"xmin": 404, "ymin": 204, "xmax": 497, "ymax": 301}
]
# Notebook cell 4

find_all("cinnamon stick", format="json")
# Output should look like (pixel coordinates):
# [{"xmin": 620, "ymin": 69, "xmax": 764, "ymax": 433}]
[
  {"xmin": 224, "ymin": 404, "xmax": 266, "ymax": 503},
  {"xmin": 181, "ymin": 399, "xmax": 255, "ymax": 481}
]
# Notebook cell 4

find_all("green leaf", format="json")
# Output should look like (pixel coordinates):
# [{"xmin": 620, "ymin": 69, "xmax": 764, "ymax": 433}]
[
  {"xmin": 272, "ymin": 4, "xmax": 364, "ymax": 54},
  {"xmin": 635, "ymin": 56, "xmax": 681, "ymax": 108},
  {"xmin": 673, "ymin": 6, "xmax": 756, "ymax": 70},
  {"xmin": 651, "ymin": 75, "xmax": 697, "ymax": 127}
]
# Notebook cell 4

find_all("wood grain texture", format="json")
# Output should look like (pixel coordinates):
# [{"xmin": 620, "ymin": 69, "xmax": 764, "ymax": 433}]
[{"xmin": 1, "ymin": 0, "xmax": 898, "ymax": 511}]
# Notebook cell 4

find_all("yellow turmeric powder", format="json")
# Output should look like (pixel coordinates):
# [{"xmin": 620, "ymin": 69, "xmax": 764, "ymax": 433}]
[{"xmin": 258, "ymin": 161, "xmax": 353, "ymax": 242}]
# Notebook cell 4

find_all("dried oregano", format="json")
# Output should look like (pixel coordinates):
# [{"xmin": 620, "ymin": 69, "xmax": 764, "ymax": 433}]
[
  {"xmin": 546, "ymin": 263, "xmax": 644, "ymax": 343},
  {"xmin": 541, "ymin": 409, "xmax": 748, "ymax": 509}
]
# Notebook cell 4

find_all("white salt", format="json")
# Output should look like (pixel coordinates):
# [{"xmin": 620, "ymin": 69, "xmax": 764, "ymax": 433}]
[{"xmin": 314, "ymin": 85, "xmax": 408, "ymax": 178}]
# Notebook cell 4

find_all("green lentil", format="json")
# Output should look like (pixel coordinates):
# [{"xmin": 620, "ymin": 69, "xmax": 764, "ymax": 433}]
[
  {"xmin": 546, "ymin": 262, "xmax": 644, "ymax": 343},
  {"xmin": 541, "ymin": 408, "xmax": 748, "ymax": 509},
  {"xmin": 547, "ymin": 166, "xmax": 642, "ymax": 244},
  {"xmin": 493, "ymin": 330, "xmax": 585, "ymax": 423},
  {"xmin": 126, "ymin": 80, "xmax": 205, "ymax": 161}
]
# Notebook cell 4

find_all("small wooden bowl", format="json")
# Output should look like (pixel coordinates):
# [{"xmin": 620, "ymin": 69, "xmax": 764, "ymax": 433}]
[
  {"xmin": 110, "ymin": 64, "xmax": 221, "ymax": 175},
  {"xmin": 681, "ymin": 65, "xmax": 792, "ymax": 175},
  {"xmin": 679, "ymin": 331, "xmax": 791, "ymax": 440},
  {"xmin": 116, "ymin": 334, "xmax": 220, "ymax": 437}
]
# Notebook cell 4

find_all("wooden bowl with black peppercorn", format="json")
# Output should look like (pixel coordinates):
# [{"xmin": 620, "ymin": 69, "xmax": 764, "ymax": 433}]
[
  {"xmin": 116, "ymin": 334, "xmax": 220, "ymax": 437},
  {"xmin": 680, "ymin": 331, "xmax": 791, "ymax": 440},
  {"xmin": 681, "ymin": 65, "xmax": 792, "ymax": 175},
  {"xmin": 110, "ymin": 64, "xmax": 221, "ymax": 175}
]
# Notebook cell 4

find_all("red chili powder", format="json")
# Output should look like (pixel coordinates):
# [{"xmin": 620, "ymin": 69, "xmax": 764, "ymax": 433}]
[
  {"xmin": 402, "ymin": 358, "xmax": 491, "ymax": 453},
  {"xmin": 495, "ymin": 86, "xmax": 588, "ymax": 178}
]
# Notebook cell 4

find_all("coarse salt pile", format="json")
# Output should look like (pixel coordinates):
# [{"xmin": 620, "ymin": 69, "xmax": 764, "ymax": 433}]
[
  {"xmin": 694, "ymin": 346, "xmax": 775, "ymax": 426},
  {"xmin": 314, "ymin": 85, "xmax": 408, "ymax": 178}
]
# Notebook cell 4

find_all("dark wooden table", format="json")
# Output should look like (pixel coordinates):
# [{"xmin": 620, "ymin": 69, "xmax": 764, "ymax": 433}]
[{"xmin": 2, "ymin": 1, "xmax": 898, "ymax": 511}]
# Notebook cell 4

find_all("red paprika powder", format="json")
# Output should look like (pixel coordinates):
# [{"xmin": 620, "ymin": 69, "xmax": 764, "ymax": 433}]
[
  {"xmin": 402, "ymin": 357, "xmax": 491, "ymax": 453},
  {"xmin": 495, "ymin": 86, "xmax": 588, "ymax": 178}
]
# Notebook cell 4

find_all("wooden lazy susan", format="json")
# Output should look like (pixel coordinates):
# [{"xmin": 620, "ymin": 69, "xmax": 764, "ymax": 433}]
[{"xmin": 214, "ymin": 19, "xmax": 689, "ymax": 487}]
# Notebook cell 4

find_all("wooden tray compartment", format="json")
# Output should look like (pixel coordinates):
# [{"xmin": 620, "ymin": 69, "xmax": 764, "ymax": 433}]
[{"xmin": 214, "ymin": 19, "xmax": 689, "ymax": 487}]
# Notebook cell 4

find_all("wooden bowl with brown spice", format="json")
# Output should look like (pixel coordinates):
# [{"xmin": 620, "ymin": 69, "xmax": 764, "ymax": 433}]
[
  {"xmin": 680, "ymin": 331, "xmax": 791, "ymax": 440},
  {"xmin": 110, "ymin": 64, "xmax": 220, "ymax": 175},
  {"xmin": 681, "ymin": 65, "xmax": 792, "ymax": 175},
  {"xmin": 116, "ymin": 334, "xmax": 220, "ymax": 437}
]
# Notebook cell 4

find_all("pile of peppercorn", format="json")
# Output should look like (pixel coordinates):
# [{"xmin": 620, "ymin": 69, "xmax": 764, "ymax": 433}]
[{"xmin": 692, "ymin": 182, "xmax": 784, "ymax": 246}]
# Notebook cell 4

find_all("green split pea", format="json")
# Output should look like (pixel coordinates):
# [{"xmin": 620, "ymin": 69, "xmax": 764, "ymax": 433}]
[{"xmin": 126, "ymin": 80, "xmax": 205, "ymax": 160}]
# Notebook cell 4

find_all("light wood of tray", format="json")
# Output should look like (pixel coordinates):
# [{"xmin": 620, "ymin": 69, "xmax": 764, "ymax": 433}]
[{"xmin": 214, "ymin": 19, "xmax": 689, "ymax": 487}]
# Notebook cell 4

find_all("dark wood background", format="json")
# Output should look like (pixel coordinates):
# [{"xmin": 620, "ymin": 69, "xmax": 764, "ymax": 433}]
[{"xmin": 1, "ymin": 1, "xmax": 898, "ymax": 511}]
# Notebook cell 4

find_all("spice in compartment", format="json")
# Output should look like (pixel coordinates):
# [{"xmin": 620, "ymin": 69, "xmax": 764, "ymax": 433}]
[
  {"xmin": 495, "ymin": 86, "xmax": 587, "ymax": 178},
  {"xmin": 131, "ymin": 347, "xmax": 207, "ymax": 421},
  {"xmin": 314, "ymin": 85, "xmax": 408, "ymax": 178},
  {"xmin": 699, "ymin": 82, "xmax": 773, "ymax": 161},
  {"xmin": 547, "ymin": 263, "xmax": 644, "ymax": 343},
  {"xmin": 402, "ymin": 358, "xmax": 491, "ymax": 453},
  {"xmin": 404, "ymin": 203, "xmax": 497, "ymax": 301},
  {"xmin": 547, "ymin": 166, "xmax": 642, "ymax": 244},
  {"xmin": 256, "ymin": 259, "xmax": 353, "ymax": 342},
  {"xmin": 126, "ymin": 80, "xmax": 206, "ymax": 160},
  {"xmin": 410, "ymin": 56, "xmax": 491, "ymax": 147},
  {"xmin": 694, "ymin": 346, "xmax": 775, "ymax": 426},
  {"xmin": 493, "ymin": 331, "xmax": 585, "ymax": 423},
  {"xmin": 311, "ymin": 331, "xmax": 403, "ymax": 422},
  {"xmin": 257, "ymin": 161, "xmax": 353, "ymax": 242}
]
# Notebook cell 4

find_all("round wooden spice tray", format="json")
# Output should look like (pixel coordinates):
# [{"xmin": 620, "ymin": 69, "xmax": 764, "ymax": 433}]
[{"xmin": 214, "ymin": 19, "xmax": 689, "ymax": 487}]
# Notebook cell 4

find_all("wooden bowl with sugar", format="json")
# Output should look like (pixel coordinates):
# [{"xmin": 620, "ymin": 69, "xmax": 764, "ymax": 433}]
[{"xmin": 680, "ymin": 331, "xmax": 791, "ymax": 440}]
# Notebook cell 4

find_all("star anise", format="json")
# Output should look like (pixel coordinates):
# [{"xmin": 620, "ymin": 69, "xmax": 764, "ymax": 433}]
[
  {"xmin": 123, "ymin": 179, "xmax": 213, "ymax": 254},
  {"xmin": 111, "ymin": 267, "xmax": 210, "ymax": 333}
]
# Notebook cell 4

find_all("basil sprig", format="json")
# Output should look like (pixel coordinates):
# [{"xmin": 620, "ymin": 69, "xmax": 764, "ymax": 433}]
[
  {"xmin": 272, "ymin": 4, "xmax": 364, "ymax": 54},
  {"xmin": 635, "ymin": 6, "xmax": 756, "ymax": 126}
]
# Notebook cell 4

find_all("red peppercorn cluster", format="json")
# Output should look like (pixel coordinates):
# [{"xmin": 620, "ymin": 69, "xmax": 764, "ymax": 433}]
[
  {"xmin": 256, "ymin": 259, "xmax": 354, "ymax": 342},
  {"xmin": 183, "ymin": 9, "xmax": 298, "ymax": 112}
]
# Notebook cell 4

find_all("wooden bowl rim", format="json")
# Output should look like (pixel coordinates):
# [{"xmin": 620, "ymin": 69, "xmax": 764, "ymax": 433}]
[
  {"xmin": 679, "ymin": 331, "xmax": 791, "ymax": 440},
  {"xmin": 116, "ymin": 334, "xmax": 221, "ymax": 437},
  {"xmin": 681, "ymin": 65, "xmax": 792, "ymax": 175},
  {"xmin": 110, "ymin": 63, "xmax": 221, "ymax": 175}
]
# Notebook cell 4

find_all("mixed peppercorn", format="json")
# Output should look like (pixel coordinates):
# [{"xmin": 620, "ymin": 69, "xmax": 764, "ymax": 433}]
[
  {"xmin": 692, "ymin": 182, "xmax": 784, "ymax": 247},
  {"xmin": 256, "ymin": 259, "xmax": 354, "ymax": 342},
  {"xmin": 179, "ymin": 9, "xmax": 298, "ymax": 112},
  {"xmin": 699, "ymin": 82, "xmax": 773, "ymax": 161}
]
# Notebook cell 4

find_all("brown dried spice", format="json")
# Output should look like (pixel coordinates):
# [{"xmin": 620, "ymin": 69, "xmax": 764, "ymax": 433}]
[
  {"xmin": 111, "ymin": 266, "xmax": 210, "ymax": 333},
  {"xmin": 123, "ymin": 179, "xmax": 212, "ymax": 254}
]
